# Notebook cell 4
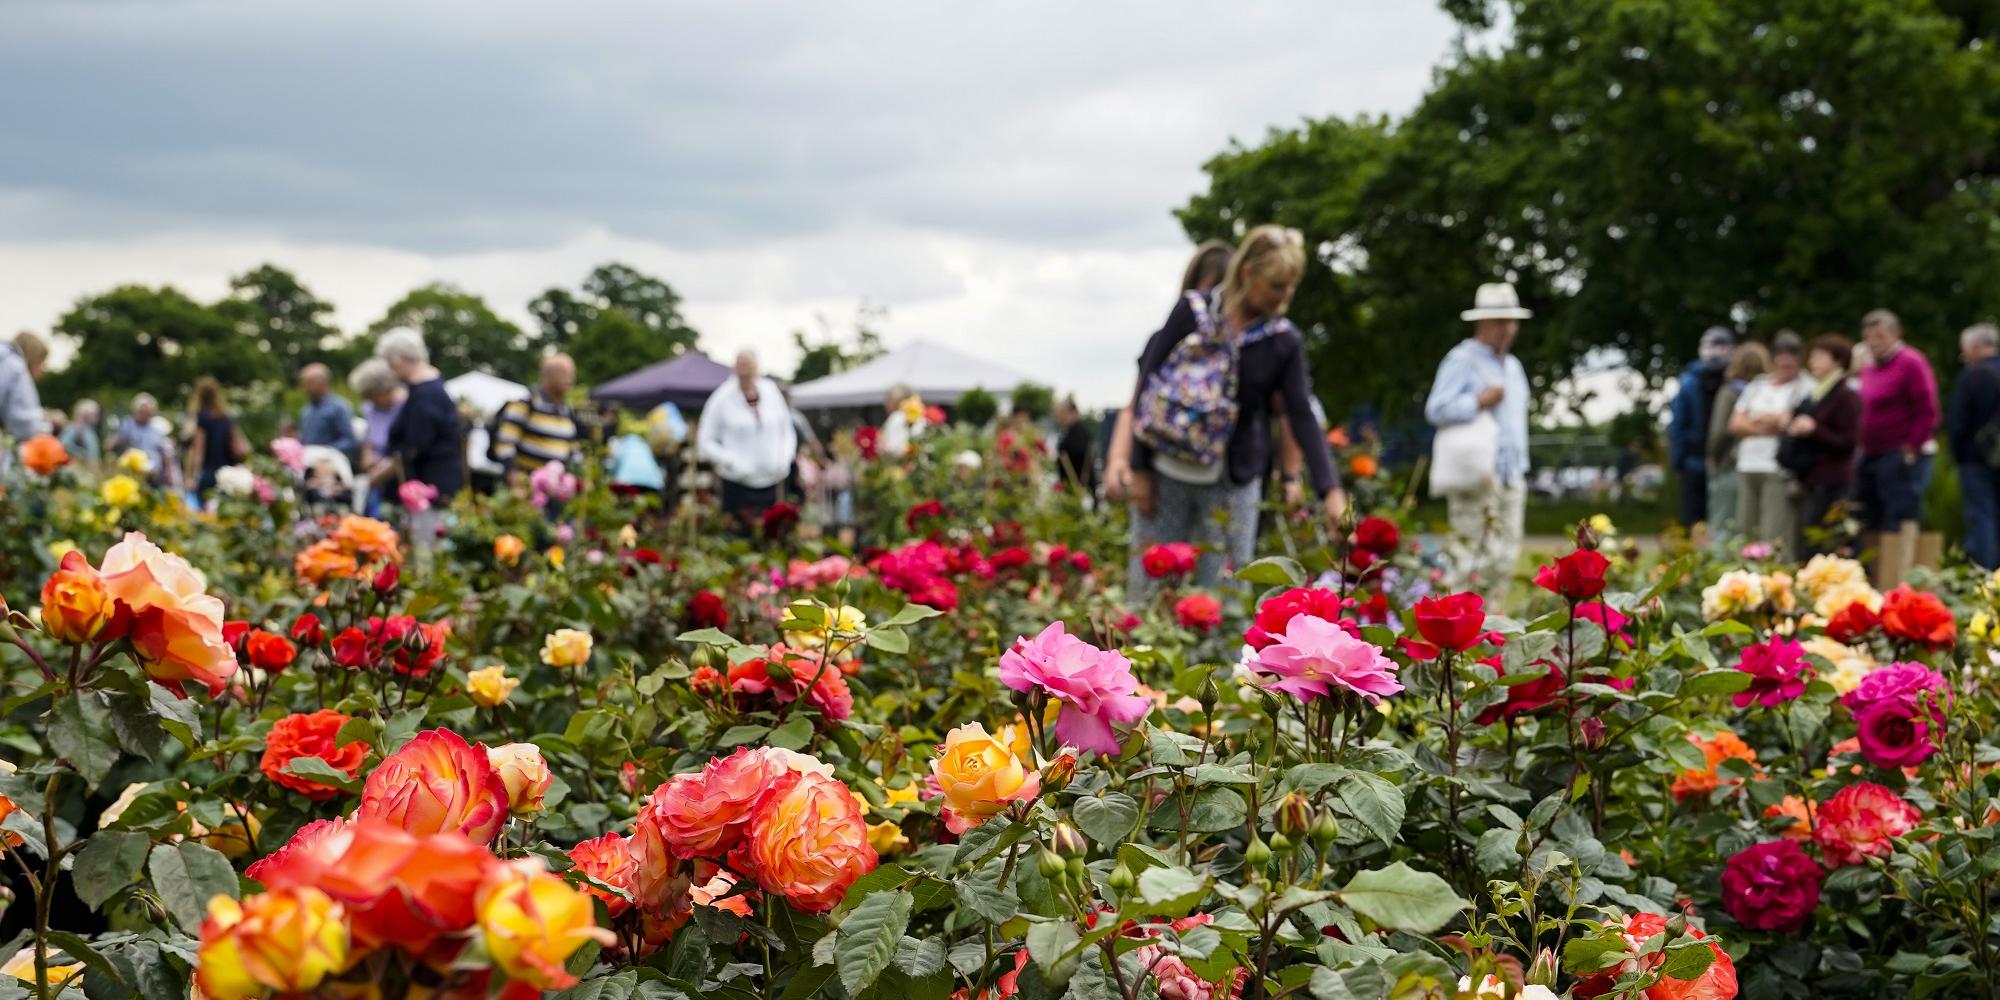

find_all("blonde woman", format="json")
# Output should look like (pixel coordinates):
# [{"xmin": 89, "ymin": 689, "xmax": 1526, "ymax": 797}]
[{"xmin": 1112, "ymin": 225, "xmax": 1344, "ymax": 589}]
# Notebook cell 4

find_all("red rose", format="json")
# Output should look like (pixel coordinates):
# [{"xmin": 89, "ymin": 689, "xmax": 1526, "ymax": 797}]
[
  {"xmin": 1720, "ymin": 840, "xmax": 1822, "ymax": 933},
  {"xmin": 1413, "ymin": 592, "xmax": 1485, "ymax": 652},
  {"xmin": 391, "ymin": 620, "xmax": 450, "ymax": 677},
  {"xmin": 1854, "ymin": 699, "xmax": 1941, "ymax": 768},
  {"xmin": 1068, "ymin": 551, "xmax": 1092, "ymax": 574},
  {"xmin": 1825, "ymin": 601, "xmax": 1880, "ymax": 643},
  {"xmin": 1173, "ymin": 593, "xmax": 1222, "ymax": 633},
  {"xmin": 905, "ymin": 500, "xmax": 947, "ymax": 533},
  {"xmin": 686, "ymin": 591, "xmax": 729, "ymax": 630},
  {"xmin": 1475, "ymin": 657, "xmax": 1567, "ymax": 724},
  {"xmin": 853, "ymin": 425, "xmax": 880, "ymax": 460},
  {"xmin": 290, "ymin": 613, "xmax": 323, "ymax": 646},
  {"xmin": 223, "ymin": 620, "xmax": 251, "ymax": 649},
  {"xmin": 260, "ymin": 710, "xmax": 369, "ymax": 800},
  {"xmin": 1353, "ymin": 516, "xmax": 1399, "ymax": 554},
  {"xmin": 1141, "ymin": 543, "xmax": 1198, "ymax": 579},
  {"xmin": 990, "ymin": 546, "xmax": 1031, "ymax": 571},
  {"xmin": 1354, "ymin": 591, "xmax": 1389, "ymax": 624},
  {"xmin": 1878, "ymin": 584, "xmax": 1955, "ymax": 649},
  {"xmin": 989, "ymin": 521, "xmax": 1025, "ymax": 548},
  {"xmin": 762, "ymin": 503, "xmax": 800, "ymax": 541},
  {"xmin": 1244, "ymin": 587, "xmax": 1349, "ymax": 649},
  {"xmin": 243, "ymin": 630, "xmax": 297, "ymax": 672},
  {"xmin": 372, "ymin": 561, "xmax": 400, "ymax": 595},
  {"xmin": 331, "ymin": 627, "xmax": 372, "ymax": 669},
  {"xmin": 1533, "ymin": 550, "xmax": 1610, "ymax": 602}
]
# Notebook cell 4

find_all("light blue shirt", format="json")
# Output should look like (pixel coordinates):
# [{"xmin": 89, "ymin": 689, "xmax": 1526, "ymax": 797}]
[{"xmin": 1425, "ymin": 338, "xmax": 1531, "ymax": 486}]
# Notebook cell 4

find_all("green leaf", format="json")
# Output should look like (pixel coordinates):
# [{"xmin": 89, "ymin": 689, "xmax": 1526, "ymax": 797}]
[
  {"xmin": 716, "ymin": 725, "xmax": 771, "ymax": 747},
  {"xmin": 283, "ymin": 757, "xmax": 362, "ymax": 795},
  {"xmin": 883, "ymin": 604, "xmax": 943, "ymax": 628},
  {"xmin": 836, "ymin": 889, "xmax": 913, "ymax": 996},
  {"xmin": 1071, "ymin": 792, "xmax": 1139, "ymax": 846},
  {"xmin": 1134, "ymin": 866, "xmax": 1210, "ymax": 918},
  {"xmin": 954, "ymin": 862, "xmax": 1021, "ymax": 924},
  {"xmin": 1681, "ymin": 671, "xmax": 1753, "ymax": 697},
  {"xmin": 72, "ymin": 831, "xmax": 151, "ymax": 909},
  {"xmin": 1335, "ymin": 771, "xmax": 1406, "ymax": 846},
  {"xmin": 1235, "ymin": 556, "xmax": 1305, "ymax": 587},
  {"xmin": 147, "ymin": 841, "xmax": 239, "ymax": 933},
  {"xmin": 1337, "ymin": 862, "xmax": 1469, "ymax": 933},
  {"xmin": 1660, "ymin": 938, "xmax": 1718, "ymax": 982},
  {"xmin": 894, "ymin": 936, "xmax": 948, "ymax": 979},
  {"xmin": 1024, "ymin": 919, "xmax": 1082, "ymax": 985},
  {"xmin": 779, "ymin": 964, "xmax": 836, "ymax": 1000},
  {"xmin": 49, "ymin": 691, "xmax": 121, "ymax": 783},
  {"xmin": 677, "ymin": 628, "xmax": 741, "ymax": 647},
  {"xmin": 767, "ymin": 716, "xmax": 814, "ymax": 751},
  {"xmin": 864, "ymin": 627, "xmax": 910, "ymax": 655},
  {"xmin": 43, "ymin": 931, "xmax": 125, "ymax": 991}
]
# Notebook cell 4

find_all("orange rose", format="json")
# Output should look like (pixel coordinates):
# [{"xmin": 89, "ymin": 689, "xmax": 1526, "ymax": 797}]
[
  {"xmin": 17, "ymin": 434, "xmax": 67, "ymax": 476},
  {"xmin": 690, "ymin": 862, "xmax": 754, "ymax": 917},
  {"xmin": 97, "ymin": 532, "xmax": 236, "ymax": 696},
  {"xmin": 930, "ymin": 722, "xmax": 1039, "ymax": 834},
  {"xmin": 253, "ymin": 817, "xmax": 495, "ymax": 953},
  {"xmin": 623, "ymin": 817, "xmax": 693, "ymax": 940},
  {"xmin": 569, "ymin": 832, "xmax": 638, "ymax": 918},
  {"xmin": 733, "ymin": 770, "xmax": 877, "ymax": 914},
  {"xmin": 1671, "ymin": 730, "xmax": 1758, "ymax": 802},
  {"xmin": 40, "ymin": 550, "xmax": 120, "ymax": 644},
  {"xmin": 1348, "ymin": 454, "xmax": 1378, "ymax": 478},
  {"xmin": 475, "ymin": 858, "xmax": 613, "ymax": 990},
  {"xmin": 331, "ymin": 515, "xmax": 401, "ymax": 563},
  {"xmin": 295, "ymin": 539, "xmax": 360, "ymax": 585},
  {"xmin": 260, "ymin": 710, "xmax": 369, "ymax": 800},
  {"xmin": 358, "ymin": 729, "xmax": 510, "ymax": 845},
  {"xmin": 642, "ymin": 746, "xmax": 786, "ymax": 859},
  {"xmin": 195, "ymin": 886, "xmax": 348, "ymax": 999},
  {"xmin": 1764, "ymin": 795, "xmax": 1814, "ymax": 841},
  {"xmin": 493, "ymin": 534, "xmax": 526, "ymax": 566}
]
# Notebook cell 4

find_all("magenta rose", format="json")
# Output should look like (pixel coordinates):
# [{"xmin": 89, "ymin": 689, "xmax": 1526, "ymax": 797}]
[
  {"xmin": 1854, "ymin": 698, "xmax": 1942, "ymax": 768},
  {"xmin": 1733, "ymin": 637, "xmax": 1810, "ymax": 708},
  {"xmin": 1721, "ymin": 840, "xmax": 1823, "ymax": 933},
  {"xmin": 1841, "ymin": 661, "xmax": 1949, "ymax": 714}
]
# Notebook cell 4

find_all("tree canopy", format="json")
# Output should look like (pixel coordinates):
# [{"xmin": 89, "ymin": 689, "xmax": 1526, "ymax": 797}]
[
  {"xmin": 791, "ymin": 302, "xmax": 888, "ymax": 384},
  {"xmin": 368, "ymin": 284, "xmax": 536, "ymax": 383},
  {"xmin": 528, "ymin": 263, "xmax": 701, "ymax": 383},
  {"xmin": 1178, "ymin": 0, "xmax": 2000, "ymax": 420}
]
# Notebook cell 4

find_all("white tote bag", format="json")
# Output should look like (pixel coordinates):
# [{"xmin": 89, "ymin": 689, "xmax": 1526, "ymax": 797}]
[{"xmin": 1429, "ymin": 412, "xmax": 1499, "ymax": 495}]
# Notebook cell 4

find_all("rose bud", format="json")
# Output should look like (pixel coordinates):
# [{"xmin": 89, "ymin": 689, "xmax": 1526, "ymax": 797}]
[
  {"xmin": 1039, "ymin": 748, "xmax": 1079, "ymax": 794},
  {"xmin": 1050, "ymin": 821, "xmax": 1088, "ymax": 860},
  {"xmin": 372, "ymin": 561, "xmax": 400, "ymax": 595},
  {"xmin": 290, "ymin": 613, "xmax": 323, "ymax": 646},
  {"xmin": 39, "ymin": 550, "xmax": 116, "ymax": 645},
  {"xmin": 1275, "ymin": 791, "xmax": 1313, "ymax": 839}
]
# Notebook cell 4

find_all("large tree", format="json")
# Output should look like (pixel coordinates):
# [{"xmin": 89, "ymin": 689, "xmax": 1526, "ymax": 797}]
[
  {"xmin": 369, "ymin": 284, "xmax": 536, "ymax": 383},
  {"xmin": 214, "ymin": 264, "xmax": 342, "ymax": 383},
  {"xmin": 1180, "ymin": 0, "xmax": 2000, "ymax": 418},
  {"xmin": 41, "ymin": 284, "xmax": 277, "ymax": 408},
  {"xmin": 526, "ymin": 263, "xmax": 701, "ymax": 380}
]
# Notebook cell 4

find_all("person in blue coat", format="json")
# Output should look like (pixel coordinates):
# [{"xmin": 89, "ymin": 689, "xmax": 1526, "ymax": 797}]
[{"xmin": 1668, "ymin": 327, "xmax": 1736, "ymax": 528}]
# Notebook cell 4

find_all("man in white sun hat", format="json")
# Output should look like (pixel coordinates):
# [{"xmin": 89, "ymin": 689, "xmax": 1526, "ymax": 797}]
[{"xmin": 1425, "ymin": 282, "xmax": 1533, "ymax": 604}]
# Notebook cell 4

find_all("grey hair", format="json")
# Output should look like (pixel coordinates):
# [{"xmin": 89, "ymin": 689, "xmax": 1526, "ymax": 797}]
[
  {"xmin": 1964, "ymin": 323, "xmax": 2000, "ymax": 352},
  {"xmin": 376, "ymin": 328, "xmax": 429, "ymax": 366},
  {"xmin": 1862, "ymin": 309, "xmax": 1902, "ymax": 334},
  {"xmin": 72, "ymin": 399, "xmax": 98, "ymax": 422},
  {"xmin": 131, "ymin": 392, "xmax": 157, "ymax": 409},
  {"xmin": 348, "ymin": 358, "xmax": 401, "ymax": 397}
]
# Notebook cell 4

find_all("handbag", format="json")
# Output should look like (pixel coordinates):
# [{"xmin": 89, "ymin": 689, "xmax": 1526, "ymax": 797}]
[
  {"xmin": 1776, "ymin": 396, "xmax": 1819, "ymax": 477},
  {"xmin": 1429, "ymin": 412, "xmax": 1499, "ymax": 495}
]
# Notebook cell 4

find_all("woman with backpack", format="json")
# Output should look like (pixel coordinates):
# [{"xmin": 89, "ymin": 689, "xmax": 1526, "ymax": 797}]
[{"xmin": 1106, "ymin": 225, "xmax": 1344, "ymax": 590}]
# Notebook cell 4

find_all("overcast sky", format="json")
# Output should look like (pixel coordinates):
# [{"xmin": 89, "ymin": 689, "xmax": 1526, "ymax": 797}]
[{"xmin": 0, "ymin": 1, "xmax": 1460, "ymax": 404}]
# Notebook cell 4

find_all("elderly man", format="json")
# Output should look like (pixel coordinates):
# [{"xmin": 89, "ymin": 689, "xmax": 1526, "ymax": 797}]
[
  {"xmin": 108, "ymin": 393, "xmax": 170, "ymax": 483},
  {"xmin": 298, "ymin": 363, "xmax": 358, "ymax": 462},
  {"xmin": 0, "ymin": 332, "xmax": 49, "ymax": 442},
  {"xmin": 492, "ymin": 353, "xmax": 579, "ymax": 477},
  {"xmin": 1950, "ymin": 323, "xmax": 2000, "ymax": 567},
  {"xmin": 1425, "ymin": 283, "xmax": 1533, "ymax": 604},
  {"xmin": 1856, "ymin": 310, "xmax": 1940, "ymax": 560},
  {"xmin": 697, "ymin": 351, "xmax": 796, "ymax": 534}
]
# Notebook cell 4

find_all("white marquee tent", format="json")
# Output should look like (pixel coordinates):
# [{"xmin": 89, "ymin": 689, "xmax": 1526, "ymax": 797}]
[
  {"xmin": 445, "ymin": 371, "xmax": 529, "ymax": 418},
  {"xmin": 788, "ymin": 339, "xmax": 1035, "ymax": 410}
]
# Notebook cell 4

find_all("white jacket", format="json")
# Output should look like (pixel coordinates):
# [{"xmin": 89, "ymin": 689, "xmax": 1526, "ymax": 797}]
[{"xmin": 697, "ymin": 377, "xmax": 798, "ymax": 488}]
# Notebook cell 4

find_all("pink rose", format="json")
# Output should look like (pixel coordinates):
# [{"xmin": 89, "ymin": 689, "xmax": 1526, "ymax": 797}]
[
  {"xmin": 999, "ymin": 621, "xmax": 1150, "ymax": 756},
  {"xmin": 1251, "ymin": 614, "xmax": 1403, "ymax": 704},
  {"xmin": 398, "ymin": 479, "xmax": 439, "ymax": 512},
  {"xmin": 1733, "ymin": 637, "xmax": 1810, "ymax": 707}
]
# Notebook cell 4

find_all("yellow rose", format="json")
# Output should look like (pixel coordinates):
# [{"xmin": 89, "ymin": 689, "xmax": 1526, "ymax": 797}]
[
  {"xmin": 546, "ymin": 546, "xmax": 565, "ymax": 569},
  {"xmin": 100, "ymin": 475, "xmax": 141, "ymax": 508},
  {"xmin": 1700, "ymin": 569, "xmax": 1766, "ymax": 620},
  {"xmin": 930, "ymin": 722, "xmax": 1039, "ymax": 834},
  {"xmin": 540, "ymin": 628, "xmax": 592, "ymax": 668},
  {"xmin": 1813, "ymin": 581, "xmax": 1882, "ymax": 619},
  {"xmin": 1588, "ymin": 513, "xmax": 1615, "ymax": 536},
  {"xmin": 1797, "ymin": 553, "xmax": 1868, "ymax": 599},
  {"xmin": 116, "ymin": 448, "xmax": 151, "ymax": 473},
  {"xmin": 867, "ymin": 820, "xmax": 910, "ymax": 856},
  {"xmin": 782, "ymin": 602, "xmax": 866, "ymax": 652},
  {"xmin": 900, "ymin": 396, "xmax": 925, "ymax": 425},
  {"xmin": 486, "ymin": 743, "xmax": 553, "ymax": 818},
  {"xmin": 618, "ymin": 524, "xmax": 638, "ymax": 549},
  {"xmin": 493, "ymin": 534, "xmax": 525, "ymax": 566},
  {"xmin": 202, "ymin": 806, "xmax": 262, "ymax": 860},
  {"xmin": 194, "ymin": 887, "xmax": 348, "ymax": 998},
  {"xmin": 467, "ymin": 665, "xmax": 520, "ymax": 707},
  {"xmin": 1971, "ymin": 611, "xmax": 2000, "ymax": 645},
  {"xmin": 878, "ymin": 780, "xmax": 921, "ymax": 809},
  {"xmin": 475, "ymin": 858, "xmax": 614, "ymax": 991},
  {"xmin": 0, "ymin": 946, "xmax": 81, "ymax": 987}
]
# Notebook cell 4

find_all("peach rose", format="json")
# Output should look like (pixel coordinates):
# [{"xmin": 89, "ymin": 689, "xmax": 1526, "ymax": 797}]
[
  {"xmin": 331, "ymin": 514, "xmax": 401, "ymax": 563},
  {"xmin": 40, "ymin": 549, "xmax": 120, "ymax": 644},
  {"xmin": 195, "ymin": 887, "xmax": 348, "ymax": 999},
  {"xmin": 623, "ymin": 817, "xmax": 693, "ymax": 938},
  {"xmin": 294, "ymin": 539, "xmax": 359, "ymax": 585},
  {"xmin": 690, "ymin": 862, "xmax": 754, "ymax": 917},
  {"xmin": 475, "ymin": 858, "xmax": 614, "ymax": 991},
  {"xmin": 734, "ymin": 770, "xmax": 877, "ymax": 914},
  {"xmin": 253, "ymin": 817, "xmax": 495, "ymax": 953},
  {"xmin": 642, "ymin": 746, "xmax": 786, "ymax": 860},
  {"xmin": 569, "ymin": 832, "xmax": 638, "ymax": 917},
  {"xmin": 929, "ymin": 722, "xmax": 1039, "ymax": 834},
  {"xmin": 1671, "ymin": 730, "xmax": 1758, "ymax": 802},
  {"xmin": 486, "ymin": 742, "xmax": 553, "ymax": 818},
  {"xmin": 358, "ymin": 729, "xmax": 510, "ymax": 845},
  {"xmin": 97, "ymin": 532, "xmax": 236, "ymax": 696},
  {"xmin": 493, "ymin": 534, "xmax": 526, "ymax": 566}
]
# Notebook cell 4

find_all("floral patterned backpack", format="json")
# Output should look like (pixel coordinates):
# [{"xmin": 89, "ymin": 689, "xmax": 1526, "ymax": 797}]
[{"xmin": 1133, "ymin": 290, "xmax": 1289, "ymax": 474}]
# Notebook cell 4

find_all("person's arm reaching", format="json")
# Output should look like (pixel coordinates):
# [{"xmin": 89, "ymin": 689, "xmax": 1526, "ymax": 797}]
[{"xmin": 1278, "ymin": 343, "xmax": 1342, "ymax": 520}]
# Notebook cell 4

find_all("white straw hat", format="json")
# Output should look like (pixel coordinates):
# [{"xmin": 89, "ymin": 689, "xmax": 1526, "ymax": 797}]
[{"xmin": 1461, "ymin": 283, "xmax": 1534, "ymax": 322}]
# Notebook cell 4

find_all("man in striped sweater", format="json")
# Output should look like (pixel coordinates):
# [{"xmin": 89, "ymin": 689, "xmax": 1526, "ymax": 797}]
[{"xmin": 493, "ymin": 354, "xmax": 579, "ymax": 479}]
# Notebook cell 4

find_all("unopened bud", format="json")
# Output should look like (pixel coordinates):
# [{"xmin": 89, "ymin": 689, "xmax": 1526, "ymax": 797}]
[
  {"xmin": 1050, "ymin": 821, "xmax": 1088, "ymax": 860},
  {"xmin": 1245, "ymin": 836, "xmax": 1272, "ymax": 868},
  {"xmin": 1310, "ymin": 809, "xmax": 1340, "ymax": 849},
  {"xmin": 1269, "ymin": 832, "xmax": 1293, "ymax": 854},
  {"xmin": 1038, "ymin": 847, "xmax": 1067, "ymax": 880},
  {"xmin": 372, "ymin": 561, "xmax": 400, "ymax": 594},
  {"xmin": 687, "ymin": 644, "xmax": 714, "ymax": 670},
  {"xmin": 1107, "ymin": 863, "xmax": 1136, "ymax": 893},
  {"xmin": 1040, "ymin": 750, "xmax": 1078, "ymax": 794},
  {"xmin": 1579, "ymin": 716, "xmax": 1608, "ymax": 751},
  {"xmin": 1200, "ymin": 673, "xmax": 1219, "ymax": 717},
  {"xmin": 1067, "ymin": 856, "xmax": 1086, "ymax": 883},
  {"xmin": 1528, "ymin": 948, "xmax": 1559, "ymax": 987},
  {"xmin": 1275, "ymin": 792, "xmax": 1312, "ymax": 839},
  {"xmin": 763, "ymin": 659, "xmax": 793, "ymax": 684}
]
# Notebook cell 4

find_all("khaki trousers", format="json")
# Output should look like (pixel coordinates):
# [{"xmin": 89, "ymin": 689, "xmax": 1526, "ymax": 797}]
[{"xmin": 1445, "ymin": 482, "xmax": 1526, "ymax": 606}]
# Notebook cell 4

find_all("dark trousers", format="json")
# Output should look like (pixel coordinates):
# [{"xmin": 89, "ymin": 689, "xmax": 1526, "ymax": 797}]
[
  {"xmin": 1962, "ymin": 462, "xmax": 2000, "ymax": 568},
  {"xmin": 720, "ymin": 479, "xmax": 776, "ymax": 535},
  {"xmin": 1678, "ymin": 467, "xmax": 1708, "ymax": 526},
  {"xmin": 1855, "ymin": 451, "xmax": 1931, "ymax": 532},
  {"xmin": 1796, "ymin": 484, "xmax": 1848, "ymax": 557}
]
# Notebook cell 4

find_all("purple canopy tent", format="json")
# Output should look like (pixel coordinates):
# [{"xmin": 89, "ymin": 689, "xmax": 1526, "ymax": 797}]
[{"xmin": 589, "ymin": 352, "xmax": 731, "ymax": 411}]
